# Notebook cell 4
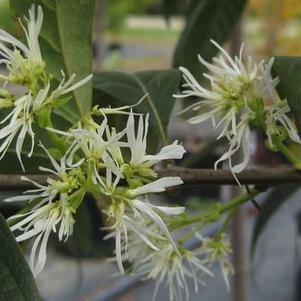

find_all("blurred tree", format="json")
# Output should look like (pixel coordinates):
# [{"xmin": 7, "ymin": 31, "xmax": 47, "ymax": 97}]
[
  {"xmin": 93, "ymin": 0, "xmax": 107, "ymax": 70},
  {"xmin": 249, "ymin": 0, "xmax": 301, "ymax": 56},
  {"xmin": 250, "ymin": 0, "xmax": 301, "ymax": 19}
]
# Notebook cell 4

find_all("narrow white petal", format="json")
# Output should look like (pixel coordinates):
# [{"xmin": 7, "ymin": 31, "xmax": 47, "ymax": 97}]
[{"xmin": 130, "ymin": 177, "xmax": 183, "ymax": 196}]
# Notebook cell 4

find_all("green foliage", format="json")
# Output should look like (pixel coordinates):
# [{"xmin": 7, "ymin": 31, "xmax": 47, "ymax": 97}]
[
  {"xmin": 0, "ymin": 150, "xmax": 48, "ymax": 174},
  {"xmin": 10, "ymin": 0, "xmax": 96, "ymax": 122},
  {"xmin": 173, "ymin": 0, "xmax": 246, "ymax": 81},
  {"xmin": 0, "ymin": 0, "xmax": 14, "ymax": 32},
  {"xmin": 272, "ymin": 56, "xmax": 301, "ymax": 137},
  {"xmin": 0, "ymin": 213, "xmax": 41, "ymax": 300},
  {"xmin": 251, "ymin": 184, "xmax": 299, "ymax": 256},
  {"xmin": 93, "ymin": 69, "xmax": 182, "ymax": 149}
]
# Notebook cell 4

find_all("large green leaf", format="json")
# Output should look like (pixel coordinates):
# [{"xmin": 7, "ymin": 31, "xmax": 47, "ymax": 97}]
[
  {"xmin": 10, "ymin": 0, "xmax": 96, "ymax": 121},
  {"xmin": 173, "ymin": 0, "xmax": 246, "ymax": 80},
  {"xmin": 251, "ymin": 184, "xmax": 299, "ymax": 257},
  {"xmin": 0, "ymin": 213, "xmax": 41, "ymax": 300},
  {"xmin": 93, "ymin": 69, "xmax": 182, "ymax": 147},
  {"xmin": 272, "ymin": 56, "xmax": 301, "ymax": 137}
]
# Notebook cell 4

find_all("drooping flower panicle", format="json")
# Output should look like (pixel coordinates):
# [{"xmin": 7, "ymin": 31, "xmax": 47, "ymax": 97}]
[
  {"xmin": 176, "ymin": 40, "xmax": 300, "ymax": 178},
  {"xmin": 6, "ymin": 144, "xmax": 86, "ymax": 275},
  {"xmin": 0, "ymin": 5, "xmax": 44, "ymax": 86},
  {"xmin": 6, "ymin": 96, "xmax": 187, "ymax": 277},
  {"xmin": 0, "ymin": 5, "xmax": 92, "ymax": 169}
]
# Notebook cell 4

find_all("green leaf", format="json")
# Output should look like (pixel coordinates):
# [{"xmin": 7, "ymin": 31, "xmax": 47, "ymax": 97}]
[
  {"xmin": 10, "ymin": 0, "xmax": 96, "ymax": 121},
  {"xmin": 173, "ymin": 0, "xmax": 246, "ymax": 80},
  {"xmin": 251, "ymin": 184, "xmax": 299, "ymax": 257},
  {"xmin": 0, "ymin": 213, "xmax": 41, "ymax": 300},
  {"xmin": 272, "ymin": 56, "xmax": 301, "ymax": 137},
  {"xmin": 93, "ymin": 69, "xmax": 182, "ymax": 148},
  {"xmin": 0, "ymin": 149, "xmax": 48, "ymax": 174}
]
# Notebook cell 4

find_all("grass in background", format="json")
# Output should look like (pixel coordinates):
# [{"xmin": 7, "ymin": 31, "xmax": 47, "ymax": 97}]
[{"xmin": 104, "ymin": 19, "xmax": 181, "ymax": 71}]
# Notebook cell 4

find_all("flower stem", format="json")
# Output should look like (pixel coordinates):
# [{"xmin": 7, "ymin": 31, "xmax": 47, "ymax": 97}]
[
  {"xmin": 43, "ymin": 110, "xmax": 69, "ymax": 154},
  {"xmin": 177, "ymin": 189, "xmax": 260, "ymax": 244},
  {"xmin": 178, "ymin": 223, "xmax": 204, "ymax": 244},
  {"xmin": 172, "ymin": 188, "xmax": 261, "ymax": 230},
  {"xmin": 274, "ymin": 140, "xmax": 301, "ymax": 170},
  {"xmin": 214, "ymin": 208, "xmax": 237, "ymax": 240},
  {"xmin": 219, "ymin": 188, "xmax": 260, "ymax": 214}
]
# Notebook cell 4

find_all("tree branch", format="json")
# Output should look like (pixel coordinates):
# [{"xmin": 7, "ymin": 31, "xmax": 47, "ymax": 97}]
[
  {"xmin": 0, "ymin": 166, "xmax": 300, "ymax": 191},
  {"xmin": 157, "ymin": 165, "xmax": 301, "ymax": 186},
  {"xmin": 0, "ymin": 175, "xmax": 50, "ymax": 191}
]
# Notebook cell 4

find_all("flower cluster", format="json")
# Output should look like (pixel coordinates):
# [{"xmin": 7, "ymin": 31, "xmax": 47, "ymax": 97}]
[
  {"xmin": 2, "ymin": 6, "xmax": 247, "ymax": 301},
  {"xmin": 197, "ymin": 234, "xmax": 234, "ymax": 290},
  {"xmin": 0, "ymin": 5, "xmax": 91, "ymax": 170},
  {"xmin": 7, "ymin": 109, "xmax": 186, "ymax": 276},
  {"xmin": 6, "ymin": 144, "xmax": 86, "ymax": 275},
  {"xmin": 2, "ymin": 6, "xmax": 189, "ymax": 285},
  {"xmin": 176, "ymin": 40, "xmax": 300, "ymax": 179},
  {"xmin": 123, "ymin": 227, "xmax": 233, "ymax": 301},
  {"xmin": 53, "ymin": 110, "xmax": 186, "ymax": 273}
]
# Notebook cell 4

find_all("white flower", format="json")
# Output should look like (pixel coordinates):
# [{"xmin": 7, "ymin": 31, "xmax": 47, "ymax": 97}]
[
  {"xmin": 128, "ymin": 177, "xmax": 183, "ymax": 196},
  {"xmin": 5, "ymin": 143, "xmax": 83, "ymax": 205},
  {"xmin": 0, "ymin": 86, "xmax": 49, "ymax": 169},
  {"xmin": 106, "ymin": 197, "xmax": 185, "ymax": 274},
  {"xmin": 125, "ymin": 110, "xmax": 185, "ymax": 178},
  {"xmin": 175, "ymin": 40, "xmax": 290, "ymax": 177},
  {"xmin": 50, "ymin": 118, "xmax": 125, "ymax": 184},
  {"xmin": 20, "ymin": 5, "xmax": 43, "ymax": 63},
  {"xmin": 0, "ymin": 74, "xmax": 91, "ymax": 170},
  {"xmin": 265, "ymin": 99, "xmax": 301, "ymax": 146},
  {"xmin": 101, "ymin": 166, "xmax": 185, "ymax": 273},
  {"xmin": 0, "ymin": 4, "xmax": 92, "ymax": 170},
  {"xmin": 5, "ymin": 144, "xmax": 85, "ymax": 275},
  {"xmin": 214, "ymin": 112, "xmax": 254, "ymax": 182},
  {"xmin": 105, "ymin": 127, "xmax": 126, "ymax": 165},
  {"xmin": 0, "ymin": 5, "xmax": 44, "ymax": 85},
  {"xmin": 175, "ymin": 41, "xmax": 276, "ymax": 134},
  {"xmin": 253, "ymin": 57, "xmax": 280, "ymax": 101},
  {"xmin": 8, "ymin": 198, "xmax": 75, "ymax": 276},
  {"xmin": 175, "ymin": 41, "xmax": 260, "ymax": 133},
  {"xmin": 121, "ymin": 221, "xmax": 165, "ymax": 266},
  {"xmin": 49, "ymin": 72, "xmax": 93, "ymax": 102},
  {"xmin": 0, "ymin": 5, "xmax": 43, "ymax": 62},
  {"xmin": 127, "ymin": 239, "xmax": 213, "ymax": 301},
  {"xmin": 197, "ymin": 235, "xmax": 234, "ymax": 291},
  {"xmin": 0, "ymin": 94, "xmax": 35, "ymax": 170}
]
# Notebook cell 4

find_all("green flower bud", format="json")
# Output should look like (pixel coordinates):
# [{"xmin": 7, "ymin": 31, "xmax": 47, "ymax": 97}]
[
  {"xmin": 0, "ymin": 88, "xmax": 14, "ymax": 109},
  {"xmin": 8, "ymin": 50, "xmax": 46, "ymax": 89}
]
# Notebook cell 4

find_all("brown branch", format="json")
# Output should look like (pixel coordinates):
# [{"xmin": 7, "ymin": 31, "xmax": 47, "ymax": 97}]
[
  {"xmin": 157, "ymin": 165, "xmax": 301, "ymax": 186},
  {"xmin": 0, "ymin": 165, "xmax": 300, "ymax": 191},
  {"xmin": 0, "ymin": 175, "xmax": 50, "ymax": 191}
]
